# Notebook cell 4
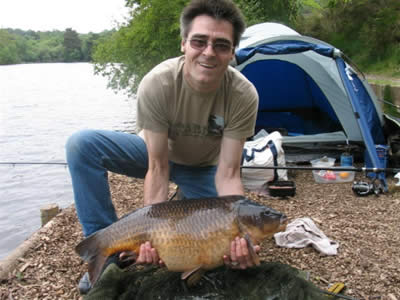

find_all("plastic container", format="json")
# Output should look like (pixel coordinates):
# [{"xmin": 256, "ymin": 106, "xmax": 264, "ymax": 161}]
[
  {"xmin": 312, "ymin": 169, "xmax": 355, "ymax": 183},
  {"xmin": 310, "ymin": 156, "xmax": 335, "ymax": 168},
  {"xmin": 310, "ymin": 156, "xmax": 355, "ymax": 183}
]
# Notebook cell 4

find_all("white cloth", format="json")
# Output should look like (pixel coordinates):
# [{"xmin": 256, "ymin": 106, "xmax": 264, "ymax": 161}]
[
  {"xmin": 394, "ymin": 172, "xmax": 400, "ymax": 186},
  {"xmin": 274, "ymin": 217, "xmax": 339, "ymax": 255}
]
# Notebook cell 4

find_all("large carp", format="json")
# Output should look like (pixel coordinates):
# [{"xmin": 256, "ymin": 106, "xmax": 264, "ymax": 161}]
[{"xmin": 75, "ymin": 195, "xmax": 287, "ymax": 286}]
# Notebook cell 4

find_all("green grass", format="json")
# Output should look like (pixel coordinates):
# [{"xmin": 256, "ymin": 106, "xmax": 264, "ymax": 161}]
[{"xmin": 367, "ymin": 78, "xmax": 400, "ymax": 87}]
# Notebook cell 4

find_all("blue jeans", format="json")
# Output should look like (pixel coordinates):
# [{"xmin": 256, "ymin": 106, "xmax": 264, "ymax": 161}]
[{"xmin": 65, "ymin": 129, "xmax": 217, "ymax": 236}]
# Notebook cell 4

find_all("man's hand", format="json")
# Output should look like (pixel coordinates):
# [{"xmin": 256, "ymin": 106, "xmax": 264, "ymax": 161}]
[
  {"xmin": 135, "ymin": 241, "xmax": 164, "ymax": 265},
  {"xmin": 223, "ymin": 237, "xmax": 260, "ymax": 269}
]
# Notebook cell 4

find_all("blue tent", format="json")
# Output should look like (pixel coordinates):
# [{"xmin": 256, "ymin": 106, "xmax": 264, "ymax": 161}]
[{"xmin": 233, "ymin": 23, "xmax": 388, "ymax": 190}]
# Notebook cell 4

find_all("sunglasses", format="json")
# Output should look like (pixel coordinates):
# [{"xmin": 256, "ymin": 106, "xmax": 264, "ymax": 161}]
[{"xmin": 188, "ymin": 38, "xmax": 233, "ymax": 54}]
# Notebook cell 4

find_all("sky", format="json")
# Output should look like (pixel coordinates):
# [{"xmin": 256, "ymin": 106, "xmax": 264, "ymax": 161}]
[{"xmin": 0, "ymin": 0, "xmax": 130, "ymax": 33}]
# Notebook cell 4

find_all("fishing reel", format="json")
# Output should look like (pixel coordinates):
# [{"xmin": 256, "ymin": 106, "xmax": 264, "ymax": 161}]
[{"xmin": 352, "ymin": 179, "xmax": 384, "ymax": 197}]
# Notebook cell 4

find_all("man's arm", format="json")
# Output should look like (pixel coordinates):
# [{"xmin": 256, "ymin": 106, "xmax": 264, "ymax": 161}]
[
  {"xmin": 215, "ymin": 136, "xmax": 245, "ymax": 196},
  {"xmin": 216, "ymin": 136, "xmax": 261, "ymax": 268},
  {"xmin": 142, "ymin": 129, "xmax": 169, "ymax": 206},
  {"xmin": 132, "ymin": 130, "xmax": 168, "ymax": 265}
]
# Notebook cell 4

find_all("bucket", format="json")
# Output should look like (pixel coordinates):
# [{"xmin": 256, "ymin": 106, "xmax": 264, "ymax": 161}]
[
  {"xmin": 340, "ymin": 153, "xmax": 353, "ymax": 167},
  {"xmin": 364, "ymin": 145, "xmax": 389, "ymax": 179}
]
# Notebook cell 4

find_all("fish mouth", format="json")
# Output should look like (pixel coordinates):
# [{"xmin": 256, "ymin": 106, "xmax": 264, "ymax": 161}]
[
  {"xmin": 279, "ymin": 215, "xmax": 288, "ymax": 231},
  {"xmin": 280, "ymin": 215, "xmax": 288, "ymax": 223}
]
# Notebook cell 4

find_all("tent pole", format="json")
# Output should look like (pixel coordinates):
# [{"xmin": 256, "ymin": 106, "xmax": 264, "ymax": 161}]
[{"xmin": 335, "ymin": 57, "xmax": 388, "ymax": 191}]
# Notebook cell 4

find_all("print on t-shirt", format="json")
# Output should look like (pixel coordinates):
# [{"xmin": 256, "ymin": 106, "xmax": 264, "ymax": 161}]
[{"xmin": 208, "ymin": 115, "xmax": 224, "ymax": 136}]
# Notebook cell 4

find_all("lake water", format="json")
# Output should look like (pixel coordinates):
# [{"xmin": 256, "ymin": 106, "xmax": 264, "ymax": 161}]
[{"xmin": 0, "ymin": 63, "xmax": 136, "ymax": 260}]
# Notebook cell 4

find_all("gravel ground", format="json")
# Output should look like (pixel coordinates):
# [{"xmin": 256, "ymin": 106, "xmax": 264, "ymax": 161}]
[{"xmin": 1, "ymin": 170, "xmax": 399, "ymax": 300}]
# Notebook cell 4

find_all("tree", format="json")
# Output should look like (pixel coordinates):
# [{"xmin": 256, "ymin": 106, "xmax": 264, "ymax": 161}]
[
  {"xmin": 0, "ymin": 29, "xmax": 20, "ymax": 64},
  {"xmin": 0, "ymin": 28, "xmax": 109, "ymax": 65},
  {"xmin": 296, "ymin": 0, "xmax": 400, "ymax": 69},
  {"xmin": 63, "ymin": 28, "xmax": 82, "ymax": 62},
  {"xmin": 82, "ymin": 33, "xmax": 100, "ymax": 61},
  {"xmin": 93, "ymin": 0, "xmax": 187, "ymax": 95},
  {"xmin": 235, "ymin": 0, "xmax": 301, "ymax": 26},
  {"xmin": 93, "ymin": 0, "xmax": 301, "ymax": 95}
]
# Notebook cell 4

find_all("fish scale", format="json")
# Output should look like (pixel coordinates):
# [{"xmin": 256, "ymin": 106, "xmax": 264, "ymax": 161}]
[{"xmin": 76, "ymin": 195, "xmax": 287, "ymax": 286}]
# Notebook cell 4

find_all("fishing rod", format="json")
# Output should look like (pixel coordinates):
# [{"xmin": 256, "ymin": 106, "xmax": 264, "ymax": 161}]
[
  {"xmin": 0, "ymin": 162, "xmax": 68, "ymax": 166},
  {"xmin": 241, "ymin": 165, "xmax": 400, "ymax": 174},
  {"xmin": 3, "ymin": 161, "xmax": 398, "ymax": 174},
  {"xmin": 2, "ymin": 162, "xmax": 398, "ymax": 173}
]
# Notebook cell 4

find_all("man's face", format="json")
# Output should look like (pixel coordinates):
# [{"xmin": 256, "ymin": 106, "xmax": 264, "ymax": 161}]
[{"xmin": 181, "ymin": 14, "xmax": 235, "ymax": 93}]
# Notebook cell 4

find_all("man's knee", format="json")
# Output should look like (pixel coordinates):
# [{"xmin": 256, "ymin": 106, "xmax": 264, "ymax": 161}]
[{"xmin": 66, "ymin": 129, "xmax": 99, "ymax": 160}]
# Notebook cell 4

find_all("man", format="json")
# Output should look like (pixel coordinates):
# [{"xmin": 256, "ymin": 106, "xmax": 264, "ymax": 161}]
[{"xmin": 66, "ymin": 0, "xmax": 259, "ymax": 294}]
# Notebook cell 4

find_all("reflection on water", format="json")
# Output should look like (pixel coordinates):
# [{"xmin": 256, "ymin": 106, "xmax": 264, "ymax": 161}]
[{"xmin": 0, "ymin": 63, "xmax": 136, "ymax": 260}]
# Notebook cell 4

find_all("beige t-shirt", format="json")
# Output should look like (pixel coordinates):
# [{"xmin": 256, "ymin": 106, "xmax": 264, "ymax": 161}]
[{"xmin": 137, "ymin": 56, "xmax": 258, "ymax": 166}]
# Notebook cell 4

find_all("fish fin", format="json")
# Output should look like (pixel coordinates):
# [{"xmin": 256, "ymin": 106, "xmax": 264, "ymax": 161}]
[
  {"xmin": 75, "ymin": 231, "xmax": 108, "ymax": 285},
  {"xmin": 181, "ymin": 266, "xmax": 202, "ymax": 280},
  {"xmin": 182, "ymin": 267, "xmax": 205, "ymax": 286},
  {"xmin": 120, "ymin": 250, "xmax": 137, "ymax": 263},
  {"xmin": 88, "ymin": 254, "xmax": 108, "ymax": 285},
  {"xmin": 75, "ymin": 230, "xmax": 103, "ymax": 262},
  {"xmin": 237, "ymin": 219, "xmax": 260, "ymax": 266},
  {"xmin": 244, "ymin": 233, "xmax": 260, "ymax": 266}
]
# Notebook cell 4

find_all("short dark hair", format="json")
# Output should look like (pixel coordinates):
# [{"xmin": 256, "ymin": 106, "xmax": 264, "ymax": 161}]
[{"xmin": 180, "ymin": 0, "xmax": 245, "ymax": 47}]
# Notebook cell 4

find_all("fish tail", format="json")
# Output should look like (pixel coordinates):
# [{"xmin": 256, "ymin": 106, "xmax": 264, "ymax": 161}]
[{"xmin": 75, "ymin": 231, "xmax": 108, "ymax": 285}]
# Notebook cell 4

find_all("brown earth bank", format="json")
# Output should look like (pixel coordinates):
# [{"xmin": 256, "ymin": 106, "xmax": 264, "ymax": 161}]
[
  {"xmin": 366, "ymin": 75, "xmax": 400, "ymax": 86},
  {"xmin": 1, "ymin": 170, "xmax": 400, "ymax": 300},
  {"xmin": 366, "ymin": 74, "xmax": 400, "ymax": 108}
]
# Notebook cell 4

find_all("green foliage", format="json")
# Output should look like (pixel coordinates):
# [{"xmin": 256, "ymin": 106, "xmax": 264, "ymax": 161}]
[
  {"xmin": 295, "ymin": 0, "xmax": 400, "ymax": 73},
  {"xmin": 235, "ymin": 0, "xmax": 301, "ymax": 26},
  {"xmin": 63, "ymin": 28, "xmax": 83, "ymax": 62},
  {"xmin": 93, "ymin": 0, "xmax": 188, "ymax": 95},
  {"xmin": 0, "ymin": 29, "xmax": 21, "ymax": 64},
  {"xmin": 301, "ymin": 0, "xmax": 321, "ymax": 10},
  {"xmin": 82, "ymin": 33, "xmax": 100, "ymax": 61},
  {"xmin": 362, "ymin": 44, "xmax": 400, "ymax": 77},
  {"xmin": 93, "ymin": 0, "xmax": 302, "ymax": 95},
  {"xmin": 0, "ymin": 28, "xmax": 111, "ymax": 65},
  {"xmin": 3, "ymin": 0, "xmax": 398, "ymax": 97}
]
